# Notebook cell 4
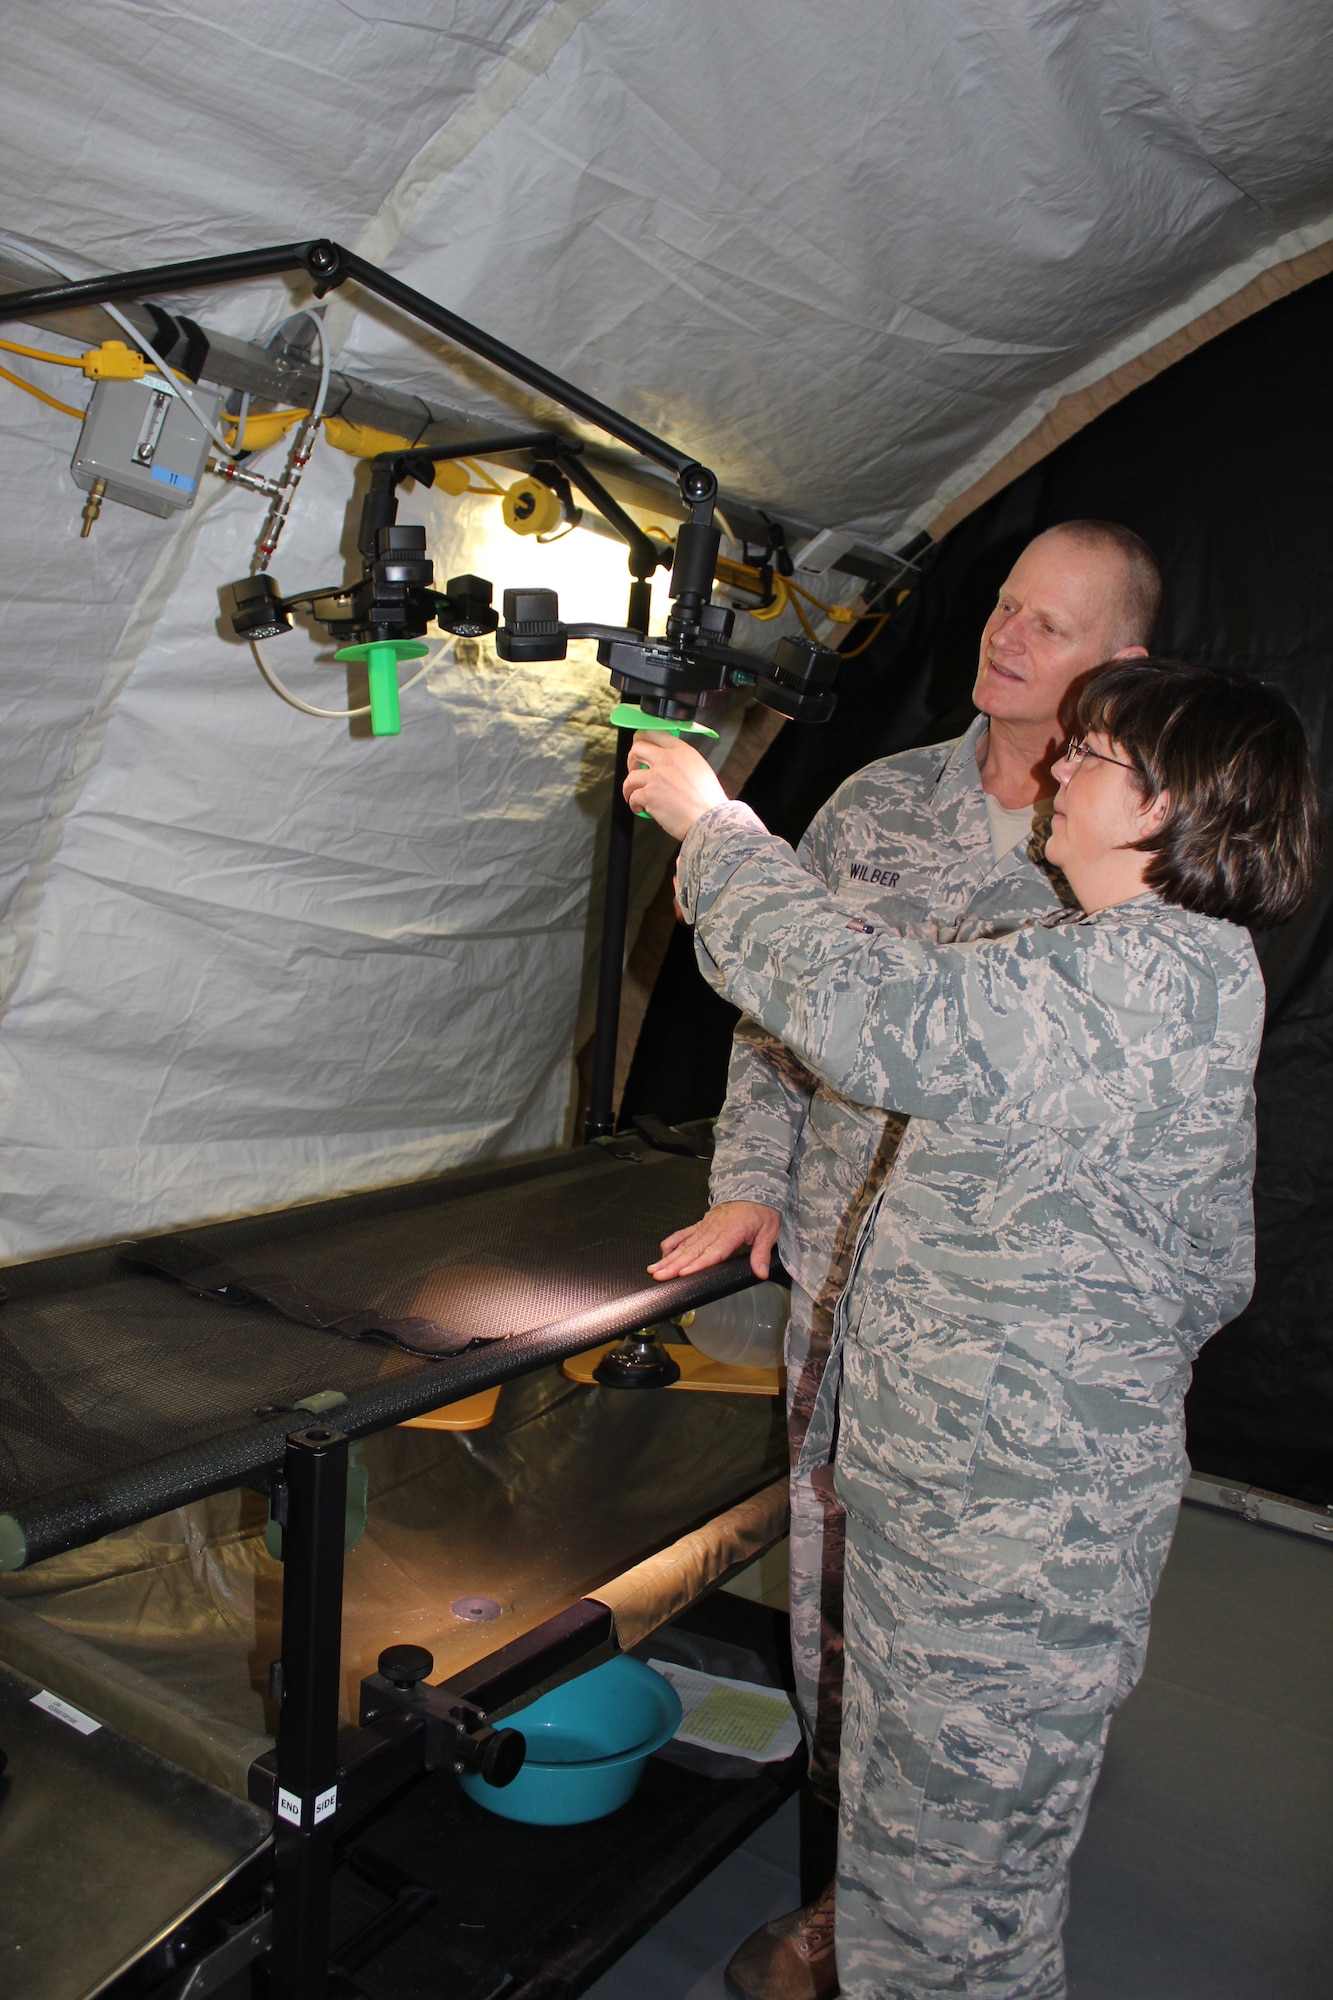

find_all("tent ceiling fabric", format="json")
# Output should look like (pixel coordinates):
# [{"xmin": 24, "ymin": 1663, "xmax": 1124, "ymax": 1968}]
[
  {"xmin": 7, "ymin": 1, "xmax": 1333, "ymax": 533},
  {"xmin": 1, "ymin": 1, "xmax": 1332, "ymax": 1258}
]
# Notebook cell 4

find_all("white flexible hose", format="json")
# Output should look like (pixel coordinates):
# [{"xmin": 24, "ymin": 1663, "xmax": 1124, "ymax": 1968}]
[
  {"xmin": 0, "ymin": 231, "xmax": 243, "ymax": 457},
  {"xmin": 291, "ymin": 306, "xmax": 331, "ymax": 426},
  {"xmin": 250, "ymin": 638, "xmax": 434, "ymax": 721}
]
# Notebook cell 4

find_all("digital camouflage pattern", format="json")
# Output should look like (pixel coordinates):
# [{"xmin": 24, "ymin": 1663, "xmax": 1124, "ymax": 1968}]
[
  {"xmin": 707, "ymin": 721, "xmax": 1069, "ymax": 1786},
  {"xmin": 709, "ymin": 720, "xmax": 1071, "ymax": 1301},
  {"xmin": 679, "ymin": 797, "xmax": 1262, "ymax": 1997},
  {"xmin": 837, "ymin": 1534, "xmax": 1138, "ymax": 1999},
  {"xmin": 682, "ymin": 802, "xmax": 1260, "ymax": 1601}
]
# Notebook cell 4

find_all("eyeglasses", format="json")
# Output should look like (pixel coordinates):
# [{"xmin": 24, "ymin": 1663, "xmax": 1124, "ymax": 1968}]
[{"xmin": 1064, "ymin": 735, "xmax": 1135, "ymax": 773}]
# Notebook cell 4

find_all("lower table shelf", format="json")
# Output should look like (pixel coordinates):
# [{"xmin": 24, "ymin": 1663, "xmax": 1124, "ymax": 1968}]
[{"xmin": 323, "ymin": 1596, "xmax": 803, "ymax": 2000}]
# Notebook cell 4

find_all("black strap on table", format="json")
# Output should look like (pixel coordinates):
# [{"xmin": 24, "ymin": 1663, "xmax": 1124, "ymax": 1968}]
[{"xmin": 118, "ymin": 1235, "xmax": 477, "ymax": 1357}]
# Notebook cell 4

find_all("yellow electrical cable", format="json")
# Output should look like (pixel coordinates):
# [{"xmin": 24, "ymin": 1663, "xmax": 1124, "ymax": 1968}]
[
  {"xmin": 749, "ymin": 575, "xmax": 790, "ymax": 622},
  {"xmin": 786, "ymin": 590, "xmax": 820, "ymax": 642},
  {"xmin": 0, "ymin": 335, "xmax": 84, "ymax": 367},
  {"xmin": 784, "ymin": 574, "xmax": 860, "ymax": 619},
  {"xmin": 838, "ymin": 614, "xmax": 893, "ymax": 659},
  {"xmin": 785, "ymin": 574, "xmax": 895, "ymax": 655},
  {"xmin": 0, "ymin": 362, "xmax": 83, "ymax": 418},
  {"xmin": 462, "ymin": 458, "xmax": 505, "ymax": 495},
  {"xmin": 713, "ymin": 552, "xmax": 902, "ymax": 657},
  {"xmin": 221, "ymin": 407, "xmax": 308, "ymax": 452}
]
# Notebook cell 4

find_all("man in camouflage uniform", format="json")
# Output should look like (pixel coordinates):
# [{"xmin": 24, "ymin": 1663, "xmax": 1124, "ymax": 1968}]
[
  {"xmin": 668, "ymin": 802, "xmax": 1261, "ymax": 1999},
  {"xmin": 648, "ymin": 523, "xmax": 1163, "ymax": 1999}
]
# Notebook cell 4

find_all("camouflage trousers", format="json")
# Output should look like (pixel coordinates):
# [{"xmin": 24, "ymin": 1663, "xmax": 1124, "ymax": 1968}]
[
  {"xmin": 835, "ymin": 1526, "xmax": 1149, "ymax": 2000},
  {"xmin": 785, "ymin": 1114, "xmax": 910, "ymax": 1808},
  {"xmin": 785, "ymin": 1278, "xmax": 847, "ymax": 1807}
]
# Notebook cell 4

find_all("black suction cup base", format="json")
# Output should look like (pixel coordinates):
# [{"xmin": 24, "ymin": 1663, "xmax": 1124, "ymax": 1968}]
[{"xmin": 593, "ymin": 1328, "xmax": 681, "ymax": 1390}]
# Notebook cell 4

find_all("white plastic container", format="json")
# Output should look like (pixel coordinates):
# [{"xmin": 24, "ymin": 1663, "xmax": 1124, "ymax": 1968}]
[{"xmin": 682, "ymin": 1282, "xmax": 791, "ymax": 1369}]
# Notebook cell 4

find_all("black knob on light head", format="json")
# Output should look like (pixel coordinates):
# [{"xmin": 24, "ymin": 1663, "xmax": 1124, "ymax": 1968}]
[
  {"xmin": 374, "ymin": 523, "xmax": 433, "ymax": 587},
  {"xmin": 438, "ymin": 573, "xmax": 499, "ymax": 637},
  {"xmin": 378, "ymin": 1644, "xmax": 435, "ymax": 1689},
  {"xmin": 224, "ymin": 572, "xmax": 290, "ymax": 640},
  {"xmin": 496, "ymin": 587, "xmax": 568, "ymax": 661},
  {"xmin": 698, "ymin": 604, "xmax": 735, "ymax": 643}
]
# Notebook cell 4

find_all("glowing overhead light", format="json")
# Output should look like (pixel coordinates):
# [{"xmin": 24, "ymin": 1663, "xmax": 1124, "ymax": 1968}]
[{"xmin": 429, "ymin": 487, "xmax": 675, "ymax": 637}]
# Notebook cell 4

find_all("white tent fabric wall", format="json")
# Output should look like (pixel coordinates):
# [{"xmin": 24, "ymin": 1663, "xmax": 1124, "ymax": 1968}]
[
  {"xmin": 0, "ymin": 430, "xmax": 699, "ymax": 1259},
  {"xmin": 1, "ymin": 0, "xmax": 1332, "ymax": 1259}
]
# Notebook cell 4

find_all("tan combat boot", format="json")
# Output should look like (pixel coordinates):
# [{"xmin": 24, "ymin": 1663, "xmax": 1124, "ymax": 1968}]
[{"xmin": 723, "ymin": 1881, "xmax": 839, "ymax": 2000}]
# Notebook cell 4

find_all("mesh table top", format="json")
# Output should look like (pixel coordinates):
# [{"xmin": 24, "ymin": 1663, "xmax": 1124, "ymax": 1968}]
[{"xmin": 0, "ymin": 1139, "xmax": 751, "ymax": 1570}]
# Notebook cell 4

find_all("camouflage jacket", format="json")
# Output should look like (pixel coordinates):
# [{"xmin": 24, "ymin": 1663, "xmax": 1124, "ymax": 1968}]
[
  {"xmin": 679, "ymin": 803, "xmax": 1262, "ymax": 1606},
  {"xmin": 708, "ymin": 720, "xmax": 1068, "ymax": 1297}
]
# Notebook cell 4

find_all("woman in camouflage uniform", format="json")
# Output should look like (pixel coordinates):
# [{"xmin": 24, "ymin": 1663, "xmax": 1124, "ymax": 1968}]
[{"xmin": 627, "ymin": 661, "xmax": 1319, "ymax": 2000}]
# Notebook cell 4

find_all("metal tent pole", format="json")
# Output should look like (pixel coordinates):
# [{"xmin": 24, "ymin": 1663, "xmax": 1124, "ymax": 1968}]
[{"xmin": 585, "ymin": 574, "xmax": 655, "ymax": 1141}]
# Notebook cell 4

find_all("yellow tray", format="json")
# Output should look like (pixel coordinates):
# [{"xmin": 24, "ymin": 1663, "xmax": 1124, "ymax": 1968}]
[
  {"xmin": 399, "ymin": 1384, "xmax": 502, "ymax": 1431},
  {"xmin": 563, "ymin": 1342, "xmax": 782, "ymax": 1397}
]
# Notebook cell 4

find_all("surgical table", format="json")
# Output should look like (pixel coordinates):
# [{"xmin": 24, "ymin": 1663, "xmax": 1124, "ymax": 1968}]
[{"xmin": 0, "ymin": 1133, "xmax": 796, "ymax": 1997}]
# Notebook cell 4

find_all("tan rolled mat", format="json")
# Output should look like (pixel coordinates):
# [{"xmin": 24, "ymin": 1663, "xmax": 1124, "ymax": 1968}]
[
  {"xmin": 0, "ymin": 1476, "xmax": 789, "ymax": 1799},
  {"xmin": 0, "ymin": 1594, "xmax": 272, "ymax": 1800},
  {"xmin": 588, "ymin": 1477, "xmax": 789, "ymax": 1651}
]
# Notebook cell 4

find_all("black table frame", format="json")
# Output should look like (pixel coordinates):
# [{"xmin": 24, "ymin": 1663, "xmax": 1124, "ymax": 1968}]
[{"xmin": 1, "ymin": 1138, "xmax": 771, "ymax": 1997}]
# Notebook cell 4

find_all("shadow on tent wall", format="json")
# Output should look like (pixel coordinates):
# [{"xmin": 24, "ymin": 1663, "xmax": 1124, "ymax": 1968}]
[{"xmin": 619, "ymin": 270, "xmax": 1333, "ymax": 1512}]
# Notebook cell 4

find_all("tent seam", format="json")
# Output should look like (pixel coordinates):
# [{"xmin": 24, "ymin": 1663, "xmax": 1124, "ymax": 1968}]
[
  {"xmin": 888, "ymin": 211, "xmax": 1333, "ymax": 545},
  {"xmin": 321, "ymin": 0, "xmax": 613, "ymax": 360}
]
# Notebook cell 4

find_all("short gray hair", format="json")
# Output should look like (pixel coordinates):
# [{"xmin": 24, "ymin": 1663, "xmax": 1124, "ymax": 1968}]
[{"xmin": 1042, "ymin": 520, "xmax": 1163, "ymax": 649}]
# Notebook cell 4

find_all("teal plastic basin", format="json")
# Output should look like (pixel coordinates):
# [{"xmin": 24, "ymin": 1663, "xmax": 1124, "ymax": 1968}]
[{"xmin": 458, "ymin": 1656, "xmax": 683, "ymax": 1825}]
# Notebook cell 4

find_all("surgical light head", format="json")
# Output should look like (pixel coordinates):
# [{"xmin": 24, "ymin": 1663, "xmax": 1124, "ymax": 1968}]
[
  {"xmin": 221, "ymin": 428, "xmax": 841, "ymax": 738},
  {"xmin": 489, "ymin": 586, "xmax": 840, "ymax": 727}
]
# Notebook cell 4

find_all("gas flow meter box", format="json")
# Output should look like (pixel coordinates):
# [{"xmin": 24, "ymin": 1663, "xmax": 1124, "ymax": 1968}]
[{"xmin": 71, "ymin": 376, "xmax": 222, "ymax": 518}]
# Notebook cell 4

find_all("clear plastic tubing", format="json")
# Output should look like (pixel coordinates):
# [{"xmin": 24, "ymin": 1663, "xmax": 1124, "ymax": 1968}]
[{"xmin": 682, "ymin": 1282, "xmax": 791, "ymax": 1369}]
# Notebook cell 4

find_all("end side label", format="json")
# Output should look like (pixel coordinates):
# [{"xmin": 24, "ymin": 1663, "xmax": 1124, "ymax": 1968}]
[{"xmin": 275, "ymin": 1783, "xmax": 339, "ymax": 1828}]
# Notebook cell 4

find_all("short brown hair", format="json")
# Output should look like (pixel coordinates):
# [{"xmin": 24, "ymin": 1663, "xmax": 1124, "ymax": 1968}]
[
  {"xmin": 1043, "ymin": 520, "xmax": 1163, "ymax": 648},
  {"xmin": 1076, "ymin": 660, "xmax": 1321, "ymax": 928}
]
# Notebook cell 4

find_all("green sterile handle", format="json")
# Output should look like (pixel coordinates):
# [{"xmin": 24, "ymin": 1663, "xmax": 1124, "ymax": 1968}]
[
  {"xmin": 365, "ymin": 644, "xmax": 402, "ymax": 737},
  {"xmin": 334, "ymin": 639, "xmax": 430, "ymax": 738},
  {"xmin": 609, "ymin": 702, "xmax": 720, "ymax": 818}
]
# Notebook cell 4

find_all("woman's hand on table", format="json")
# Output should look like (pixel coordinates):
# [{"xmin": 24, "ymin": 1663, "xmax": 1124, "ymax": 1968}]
[
  {"xmin": 648, "ymin": 1201, "xmax": 781, "ymax": 1281},
  {"xmin": 623, "ymin": 731, "xmax": 728, "ymax": 840}
]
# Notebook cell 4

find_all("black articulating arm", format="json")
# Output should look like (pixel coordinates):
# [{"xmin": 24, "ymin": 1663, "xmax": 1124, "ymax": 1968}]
[{"xmin": 0, "ymin": 239, "xmax": 715, "ymax": 507}]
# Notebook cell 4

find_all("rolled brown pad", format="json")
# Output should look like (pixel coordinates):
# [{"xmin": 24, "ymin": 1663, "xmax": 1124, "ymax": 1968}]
[{"xmin": 588, "ymin": 1478, "xmax": 789, "ymax": 1652}]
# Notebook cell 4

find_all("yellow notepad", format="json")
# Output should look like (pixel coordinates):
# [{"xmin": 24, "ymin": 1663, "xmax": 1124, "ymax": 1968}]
[
  {"xmin": 683, "ymin": 1686, "xmax": 794, "ymax": 1754},
  {"xmin": 649, "ymin": 1660, "xmax": 802, "ymax": 1763}
]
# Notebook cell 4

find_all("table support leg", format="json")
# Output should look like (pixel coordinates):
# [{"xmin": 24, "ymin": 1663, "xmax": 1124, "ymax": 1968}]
[{"xmin": 269, "ymin": 1424, "xmax": 348, "ymax": 1999}]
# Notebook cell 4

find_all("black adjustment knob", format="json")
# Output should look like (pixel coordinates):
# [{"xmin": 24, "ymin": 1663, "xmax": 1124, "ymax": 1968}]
[
  {"xmin": 677, "ymin": 461, "xmax": 718, "ymax": 506},
  {"xmin": 699, "ymin": 604, "xmax": 736, "ymax": 642},
  {"xmin": 305, "ymin": 240, "xmax": 343, "ymax": 280},
  {"xmin": 480, "ymin": 1727, "xmax": 526, "ymax": 1789},
  {"xmin": 378, "ymin": 1644, "xmax": 434, "ymax": 1689}
]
